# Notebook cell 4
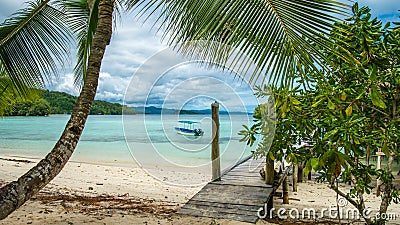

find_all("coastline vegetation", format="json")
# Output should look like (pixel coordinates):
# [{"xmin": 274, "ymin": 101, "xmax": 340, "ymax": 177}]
[{"xmin": 2, "ymin": 90, "xmax": 136, "ymax": 116}]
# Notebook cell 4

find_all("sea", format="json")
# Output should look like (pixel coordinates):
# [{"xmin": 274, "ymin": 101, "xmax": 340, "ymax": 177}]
[{"xmin": 0, "ymin": 114, "xmax": 258, "ymax": 175}]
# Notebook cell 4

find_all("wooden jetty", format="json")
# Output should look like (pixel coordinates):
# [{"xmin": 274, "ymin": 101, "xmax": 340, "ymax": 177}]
[{"xmin": 178, "ymin": 156, "xmax": 273, "ymax": 223}]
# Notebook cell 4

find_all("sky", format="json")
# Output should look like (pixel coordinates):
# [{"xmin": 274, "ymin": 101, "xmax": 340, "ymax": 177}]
[{"xmin": 0, "ymin": 1, "xmax": 399, "ymax": 112}]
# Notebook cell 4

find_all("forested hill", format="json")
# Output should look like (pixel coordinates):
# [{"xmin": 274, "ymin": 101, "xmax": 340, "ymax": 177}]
[{"xmin": 4, "ymin": 90, "xmax": 136, "ymax": 116}]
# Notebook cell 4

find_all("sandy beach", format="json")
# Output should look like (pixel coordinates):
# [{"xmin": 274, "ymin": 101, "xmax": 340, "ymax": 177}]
[
  {"xmin": 0, "ymin": 156, "xmax": 399, "ymax": 224},
  {"xmin": 272, "ymin": 177, "xmax": 400, "ymax": 224},
  {"xmin": 0, "ymin": 156, "xmax": 267, "ymax": 225}
]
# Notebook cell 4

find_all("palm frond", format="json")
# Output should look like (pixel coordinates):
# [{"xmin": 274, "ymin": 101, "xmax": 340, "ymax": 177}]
[
  {"xmin": 0, "ymin": 0, "xmax": 72, "ymax": 96},
  {"xmin": 0, "ymin": 64, "xmax": 39, "ymax": 115},
  {"xmin": 0, "ymin": 63, "xmax": 14, "ymax": 114},
  {"xmin": 127, "ymin": 0, "xmax": 351, "ymax": 87},
  {"xmin": 57, "ymin": 0, "xmax": 123, "ymax": 89},
  {"xmin": 56, "ymin": 0, "xmax": 99, "ymax": 88}
]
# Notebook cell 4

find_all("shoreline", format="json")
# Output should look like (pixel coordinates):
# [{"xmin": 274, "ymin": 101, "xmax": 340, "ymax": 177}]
[
  {"xmin": 0, "ymin": 154, "xmax": 212, "ymax": 187},
  {"xmin": 1, "ymin": 156, "xmax": 399, "ymax": 224},
  {"xmin": 0, "ymin": 153, "xmax": 214, "ymax": 173},
  {"xmin": 0, "ymin": 154, "xmax": 140, "ymax": 169},
  {"xmin": 0, "ymin": 155, "xmax": 259, "ymax": 225}
]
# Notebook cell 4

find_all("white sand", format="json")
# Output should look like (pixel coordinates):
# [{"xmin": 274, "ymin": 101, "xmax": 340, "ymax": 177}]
[
  {"xmin": 0, "ymin": 156, "xmax": 205, "ymax": 204},
  {"xmin": 1, "ymin": 156, "xmax": 399, "ymax": 224},
  {"xmin": 0, "ymin": 156, "xmax": 275, "ymax": 224},
  {"xmin": 272, "ymin": 177, "xmax": 400, "ymax": 224}
]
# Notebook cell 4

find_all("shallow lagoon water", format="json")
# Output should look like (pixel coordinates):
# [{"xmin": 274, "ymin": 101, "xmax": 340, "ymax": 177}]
[{"xmin": 0, "ymin": 114, "xmax": 255, "ymax": 172}]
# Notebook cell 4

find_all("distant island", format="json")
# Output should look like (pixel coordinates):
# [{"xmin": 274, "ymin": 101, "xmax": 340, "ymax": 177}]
[
  {"xmin": 3, "ymin": 90, "xmax": 251, "ymax": 116},
  {"xmin": 132, "ymin": 106, "xmax": 251, "ymax": 115},
  {"xmin": 3, "ymin": 90, "xmax": 136, "ymax": 116}
]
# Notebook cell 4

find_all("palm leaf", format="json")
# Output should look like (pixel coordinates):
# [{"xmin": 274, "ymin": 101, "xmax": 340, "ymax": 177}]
[
  {"xmin": 0, "ymin": 0, "xmax": 71, "ymax": 98},
  {"xmin": 0, "ymin": 64, "xmax": 15, "ymax": 114},
  {"xmin": 0, "ymin": 81, "xmax": 16, "ymax": 115},
  {"xmin": 0, "ymin": 63, "xmax": 39, "ymax": 115},
  {"xmin": 57, "ymin": 0, "xmax": 99, "ymax": 88},
  {"xmin": 127, "ymin": 0, "xmax": 351, "ymax": 87},
  {"xmin": 57, "ymin": 0, "xmax": 124, "ymax": 88},
  {"xmin": 0, "ymin": 79, "xmax": 40, "ymax": 116}
]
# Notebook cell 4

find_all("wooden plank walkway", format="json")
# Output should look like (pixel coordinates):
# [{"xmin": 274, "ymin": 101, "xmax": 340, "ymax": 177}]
[{"xmin": 178, "ymin": 156, "xmax": 273, "ymax": 223}]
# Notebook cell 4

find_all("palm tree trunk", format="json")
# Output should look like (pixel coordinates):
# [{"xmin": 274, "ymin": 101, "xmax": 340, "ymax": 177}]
[{"xmin": 0, "ymin": 0, "xmax": 114, "ymax": 219}]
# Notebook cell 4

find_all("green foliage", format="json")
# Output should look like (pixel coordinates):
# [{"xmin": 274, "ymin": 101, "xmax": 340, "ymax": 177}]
[
  {"xmin": 240, "ymin": 3, "xmax": 400, "ymax": 224},
  {"xmin": 28, "ymin": 99, "xmax": 51, "ymax": 116},
  {"xmin": 0, "ymin": 0, "xmax": 71, "ymax": 99},
  {"xmin": 2, "ymin": 98, "xmax": 48, "ymax": 116},
  {"xmin": 57, "ymin": 0, "xmax": 99, "ymax": 87},
  {"xmin": 91, "ymin": 100, "xmax": 134, "ymax": 115},
  {"xmin": 42, "ymin": 90, "xmax": 76, "ymax": 114},
  {"xmin": 3, "ymin": 90, "xmax": 136, "ymax": 116},
  {"xmin": 130, "ymin": 0, "xmax": 350, "ymax": 87},
  {"xmin": 0, "ymin": 78, "xmax": 42, "ymax": 116},
  {"xmin": 376, "ymin": 169, "xmax": 400, "ymax": 204},
  {"xmin": 238, "ymin": 124, "xmax": 259, "ymax": 147}
]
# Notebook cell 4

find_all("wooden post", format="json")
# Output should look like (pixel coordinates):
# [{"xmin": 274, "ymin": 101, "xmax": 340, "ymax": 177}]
[
  {"xmin": 376, "ymin": 150, "xmax": 385, "ymax": 196},
  {"xmin": 265, "ymin": 158, "xmax": 275, "ymax": 210},
  {"xmin": 265, "ymin": 158, "xmax": 275, "ymax": 185},
  {"xmin": 283, "ymin": 176, "xmax": 289, "ymax": 204},
  {"xmin": 293, "ymin": 164, "xmax": 298, "ymax": 192},
  {"xmin": 211, "ymin": 101, "xmax": 221, "ymax": 181},
  {"xmin": 298, "ymin": 162, "xmax": 304, "ymax": 183}
]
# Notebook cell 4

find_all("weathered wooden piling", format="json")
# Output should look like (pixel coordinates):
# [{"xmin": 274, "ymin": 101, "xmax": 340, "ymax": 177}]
[
  {"xmin": 211, "ymin": 101, "xmax": 221, "ymax": 181},
  {"xmin": 293, "ymin": 164, "xmax": 298, "ymax": 192},
  {"xmin": 283, "ymin": 176, "xmax": 289, "ymax": 204}
]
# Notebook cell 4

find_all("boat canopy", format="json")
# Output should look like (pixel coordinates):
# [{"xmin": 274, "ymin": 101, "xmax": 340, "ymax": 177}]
[
  {"xmin": 178, "ymin": 120, "xmax": 200, "ymax": 124},
  {"xmin": 175, "ymin": 120, "xmax": 204, "ymax": 137}
]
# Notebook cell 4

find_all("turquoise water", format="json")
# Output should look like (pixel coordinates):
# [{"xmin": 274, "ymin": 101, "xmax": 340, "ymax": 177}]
[{"xmin": 0, "ymin": 114, "xmax": 255, "ymax": 171}]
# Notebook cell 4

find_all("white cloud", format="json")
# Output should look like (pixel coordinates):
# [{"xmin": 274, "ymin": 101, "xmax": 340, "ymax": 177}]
[
  {"xmin": 124, "ymin": 62, "xmax": 259, "ymax": 112},
  {"xmin": 48, "ymin": 72, "xmax": 131, "ymax": 103},
  {"xmin": 96, "ymin": 91, "xmax": 124, "ymax": 101},
  {"xmin": 96, "ymin": 73, "xmax": 131, "ymax": 102},
  {"xmin": 99, "ymin": 73, "xmax": 111, "ymax": 78},
  {"xmin": 48, "ymin": 73, "xmax": 79, "ymax": 96}
]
